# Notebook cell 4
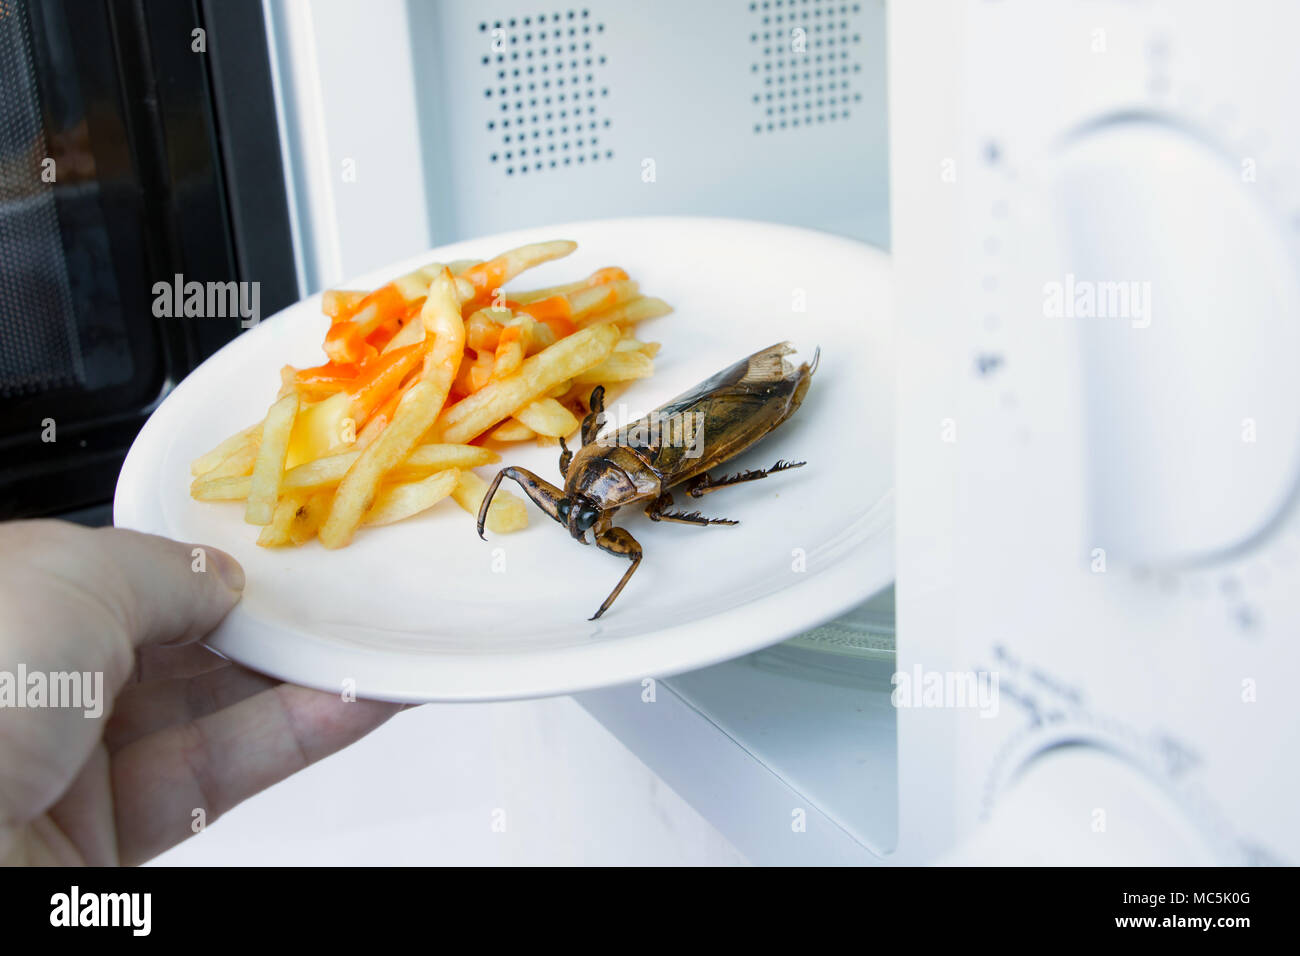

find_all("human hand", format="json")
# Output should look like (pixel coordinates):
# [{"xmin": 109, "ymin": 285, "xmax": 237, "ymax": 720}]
[{"xmin": 0, "ymin": 520, "xmax": 401, "ymax": 865}]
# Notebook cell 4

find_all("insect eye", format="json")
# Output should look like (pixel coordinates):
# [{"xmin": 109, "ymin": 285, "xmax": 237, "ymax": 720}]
[
  {"xmin": 575, "ymin": 506, "xmax": 598, "ymax": 533},
  {"xmin": 557, "ymin": 498, "xmax": 572, "ymax": 522}
]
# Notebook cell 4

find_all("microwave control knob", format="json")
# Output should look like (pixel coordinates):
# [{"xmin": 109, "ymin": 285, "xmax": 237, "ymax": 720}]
[
  {"xmin": 940, "ymin": 744, "xmax": 1221, "ymax": 865},
  {"xmin": 1048, "ymin": 119, "xmax": 1300, "ymax": 567}
]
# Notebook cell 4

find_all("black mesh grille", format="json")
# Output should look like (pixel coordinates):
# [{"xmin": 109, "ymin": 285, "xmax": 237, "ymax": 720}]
[{"xmin": 0, "ymin": 0, "xmax": 84, "ymax": 398}]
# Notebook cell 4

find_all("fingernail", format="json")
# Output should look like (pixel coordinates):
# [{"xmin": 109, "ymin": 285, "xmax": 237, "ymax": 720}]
[{"xmin": 209, "ymin": 547, "xmax": 246, "ymax": 592}]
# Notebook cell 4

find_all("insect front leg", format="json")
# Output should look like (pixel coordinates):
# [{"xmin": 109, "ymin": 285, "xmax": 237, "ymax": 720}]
[
  {"xmin": 580, "ymin": 385, "xmax": 607, "ymax": 446},
  {"xmin": 478, "ymin": 467, "xmax": 566, "ymax": 539},
  {"xmin": 683, "ymin": 459, "xmax": 806, "ymax": 498},
  {"xmin": 590, "ymin": 526, "xmax": 643, "ymax": 620},
  {"xmin": 644, "ymin": 491, "xmax": 738, "ymax": 527}
]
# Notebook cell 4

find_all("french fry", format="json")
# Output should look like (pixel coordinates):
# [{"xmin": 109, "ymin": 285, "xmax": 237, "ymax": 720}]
[
  {"xmin": 354, "ymin": 417, "xmax": 384, "ymax": 451},
  {"xmin": 510, "ymin": 294, "xmax": 573, "ymax": 335},
  {"xmin": 468, "ymin": 353, "xmax": 495, "ymax": 392},
  {"xmin": 510, "ymin": 266, "xmax": 628, "ymax": 304},
  {"xmin": 289, "ymin": 443, "xmax": 494, "ymax": 491},
  {"xmin": 322, "ymin": 262, "xmax": 471, "ymax": 364},
  {"xmin": 191, "ymin": 443, "xmax": 498, "ymax": 500},
  {"xmin": 524, "ymin": 321, "xmax": 557, "ymax": 355},
  {"xmin": 614, "ymin": 336, "xmax": 658, "ymax": 354},
  {"xmin": 290, "ymin": 381, "xmax": 348, "ymax": 403},
  {"xmin": 322, "ymin": 289, "xmax": 369, "ymax": 318},
  {"xmin": 466, "ymin": 308, "xmax": 509, "ymax": 352},
  {"xmin": 277, "ymin": 365, "xmax": 298, "ymax": 399},
  {"xmin": 435, "ymin": 323, "xmax": 620, "ymax": 443},
  {"xmin": 397, "ymin": 443, "xmax": 498, "ymax": 473},
  {"xmin": 323, "ymin": 284, "xmax": 406, "ymax": 362},
  {"xmin": 274, "ymin": 449, "xmax": 359, "ymax": 493},
  {"xmin": 288, "ymin": 361, "xmax": 354, "ymax": 403},
  {"xmin": 390, "ymin": 262, "xmax": 445, "ymax": 301},
  {"xmin": 567, "ymin": 279, "xmax": 640, "ymax": 321},
  {"xmin": 555, "ymin": 379, "xmax": 608, "ymax": 410},
  {"xmin": 364, "ymin": 469, "xmax": 460, "ymax": 526},
  {"xmin": 459, "ymin": 240, "xmax": 577, "ymax": 307},
  {"xmin": 389, "ymin": 260, "xmax": 473, "ymax": 308},
  {"xmin": 380, "ymin": 312, "xmax": 426, "ymax": 354},
  {"xmin": 514, "ymin": 397, "xmax": 580, "ymax": 438},
  {"xmin": 257, "ymin": 490, "xmax": 334, "ymax": 547},
  {"xmin": 191, "ymin": 422, "xmax": 262, "ymax": 476},
  {"xmin": 578, "ymin": 295, "xmax": 674, "ymax": 328},
  {"xmin": 452, "ymin": 348, "xmax": 486, "ymax": 396},
  {"xmin": 245, "ymin": 393, "xmax": 299, "ymax": 525},
  {"xmin": 347, "ymin": 345, "xmax": 424, "ymax": 426},
  {"xmin": 194, "ymin": 434, "xmax": 259, "ymax": 484},
  {"xmin": 190, "ymin": 476, "xmax": 254, "ymax": 501},
  {"xmin": 291, "ymin": 491, "xmax": 333, "ymax": 544},
  {"xmin": 395, "ymin": 260, "xmax": 475, "ymax": 301},
  {"xmin": 192, "ymin": 241, "xmax": 671, "ymax": 545},
  {"xmin": 573, "ymin": 351, "xmax": 655, "ymax": 385},
  {"xmin": 319, "ymin": 269, "xmax": 465, "ymax": 548},
  {"xmin": 490, "ymin": 419, "xmax": 535, "ymax": 442},
  {"xmin": 452, "ymin": 470, "xmax": 528, "ymax": 533},
  {"xmin": 491, "ymin": 320, "xmax": 529, "ymax": 380},
  {"xmin": 257, "ymin": 492, "xmax": 306, "ymax": 546}
]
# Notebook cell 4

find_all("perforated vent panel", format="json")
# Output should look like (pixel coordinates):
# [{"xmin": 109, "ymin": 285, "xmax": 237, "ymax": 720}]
[
  {"xmin": 478, "ymin": 9, "xmax": 613, "ymax": 176},
  {"xmin": 749, "ymin": 0, "xmax": 865, "ymax": 134},
  {"xmin": 400, "ymin": 0, "xmax": 887, "ymax": 244}
]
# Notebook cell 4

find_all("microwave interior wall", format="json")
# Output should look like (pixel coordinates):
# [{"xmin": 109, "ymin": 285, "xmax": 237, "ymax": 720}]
[{"xmin": 269, "ymin": 0, "xmax": 889, "ymax": 291}]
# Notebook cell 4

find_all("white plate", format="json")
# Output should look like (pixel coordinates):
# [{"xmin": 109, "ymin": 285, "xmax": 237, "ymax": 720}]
[{"xmin": 114, "ymin": 217, "xmax": 893, "ymax": 702}]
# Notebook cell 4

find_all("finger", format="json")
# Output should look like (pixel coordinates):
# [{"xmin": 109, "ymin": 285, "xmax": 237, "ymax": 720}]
[
  {"xmin": 134, "ymin": 642, "xmax": 230, "ymax": 684},
  {"xmin": 111, "ymin": 685, "xmax": 400, "ymax": 864},
  {"xmin": 44, "ymin": 743, "xmax": 116, "ymax": 866},
  {"xmin": 105, "ymin": 665, "xmax": 281, "ymax": 753}
]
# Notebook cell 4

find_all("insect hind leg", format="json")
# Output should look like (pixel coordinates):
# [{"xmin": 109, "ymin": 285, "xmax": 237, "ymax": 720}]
[
  {"xmin": 684, "ymin": 459, "xmax": 806, "ymax": 498},
  {"xmin": 645, "ymin": 492, "xmax": 738, "ymax": 526}
]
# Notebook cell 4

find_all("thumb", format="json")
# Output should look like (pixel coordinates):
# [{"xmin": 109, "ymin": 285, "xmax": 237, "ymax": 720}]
[
  {"xmin": 84, "ymin": 526, "xmax": 245, "ymax": 649},
  {"xmin": 0, "ymin": 521, "xmax": 243, "ymax": 683}
]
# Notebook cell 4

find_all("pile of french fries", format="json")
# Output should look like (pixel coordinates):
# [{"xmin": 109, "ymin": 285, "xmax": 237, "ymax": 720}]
[{"xmin": 189, "ymin": 240, "xmax": 671, "ymax": 548}]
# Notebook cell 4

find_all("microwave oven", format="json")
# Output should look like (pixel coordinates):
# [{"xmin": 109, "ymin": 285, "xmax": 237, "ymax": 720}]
[
  {"xmin": 8, "ymin": 0, "xmax": 1295, "ymax": 866},
  {"xmin": 256, "ymin": 0, "xmax": 1299, "ymax": 865}
]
